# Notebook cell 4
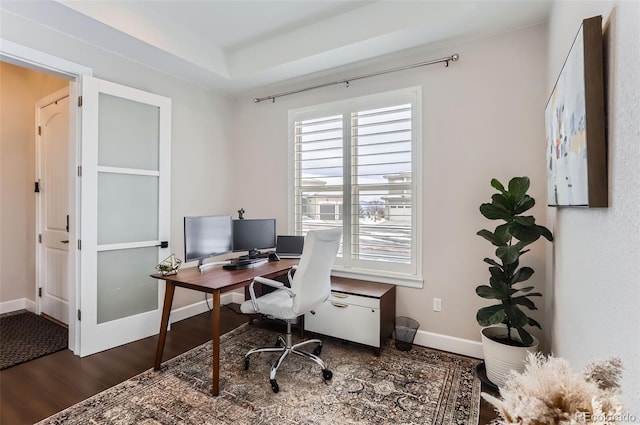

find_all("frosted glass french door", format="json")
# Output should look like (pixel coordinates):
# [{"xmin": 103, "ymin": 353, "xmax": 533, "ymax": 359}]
[{"xmin": 79, "ymin": 76, "xmax": 171, "ymax": 356}]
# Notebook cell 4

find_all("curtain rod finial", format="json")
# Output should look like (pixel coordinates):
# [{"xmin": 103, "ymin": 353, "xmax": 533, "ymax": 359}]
[{"xmin": 451, "ymin": 53, "xmax": 459, "ymax": 61}]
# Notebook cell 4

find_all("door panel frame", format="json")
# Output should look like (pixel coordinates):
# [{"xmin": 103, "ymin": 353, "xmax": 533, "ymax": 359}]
[
  {"xmin": 79, "ymin": 76, "xmax": 171, "ymax": 356},
  {"xmin": 35, "ymin": 87, "xmax": 71, "ymax": 324}
]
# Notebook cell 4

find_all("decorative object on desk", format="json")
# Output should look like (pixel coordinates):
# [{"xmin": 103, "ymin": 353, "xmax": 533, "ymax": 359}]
[
  {"xmin": 237, "ymin": 207, "xmax": 245, "ymax": 219},
  {"xmin": 475, "ymin": 176, "xmax": 553, "ymax": 388},
  {"xmin": 482, "ymin": 353, "xmax": 625, "ymax": 425},
  {"xmin": 545, "ymin": 15, "xmax": 607, "ymax": 207},
  {"xmin": 393, "ymin": 316, "xmax": 419, "ymax": 351},
  {"xmin": 156, "ymin": 254, "xmax": 181, "ymax": 275},
  {"xmin": 36, "ymin": 323, "xmax": 481, "ymax": 425}
]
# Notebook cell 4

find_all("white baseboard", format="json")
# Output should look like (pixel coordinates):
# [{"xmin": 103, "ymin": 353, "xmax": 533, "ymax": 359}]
[
  {"xmin": 0, "ymin": 298, "xmax": 36, "ymax": 315},
  {"xmin": 169, "ymin": 290, "xmax": 244, "ymax": 324},
  {"xmin": 412, "ymin": 329, "xmax": 484, "ymax": 359}
]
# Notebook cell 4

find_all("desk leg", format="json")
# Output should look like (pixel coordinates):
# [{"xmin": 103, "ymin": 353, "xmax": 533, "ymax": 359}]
[
  {"xmin": 211, "ymin": 290, "xmax": 221, "ymax": 395},
  {"xmin": 154, "ymin": 282, "xmax": 175, "ymax": 370}
]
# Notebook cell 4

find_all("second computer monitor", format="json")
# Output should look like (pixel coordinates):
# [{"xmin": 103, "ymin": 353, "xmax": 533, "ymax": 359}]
[{"xmin": 232, "ymin": 218, "xmax": 276, "ymax": 255}]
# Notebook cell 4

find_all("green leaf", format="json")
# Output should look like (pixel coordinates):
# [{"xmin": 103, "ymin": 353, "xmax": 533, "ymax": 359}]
[
  {"xmin": 496, "ymin": 245, "xmax": 520, "ymax": 265},
  {"xmin": 520, "ymin": 292, "xmax": 542, "ymax": 297},
  {"xmin": 491, "ymin": 193, "xmax": 513, "ymax": 211},
  {"xmin": 514, "ymin": 196, "xmax": 535, "ymax": 214},
  {"xmin": 489, "ymin": 266, "xmax": 507, "ymax": 281},
  {"xmin": 537, "ymin": 225, "xmax": 554, "ymax": 241},
  {"xmin": 476, "ymin": 285, "xmax": 499, "ymax": 299},
  {"xmin": 490, "ymin": 178, "xmax": 506, "ymax": 193},
  {"xmin": 513, "ymin": 216, "xmax": 535, "ymax": 226},
  {"xmin": 504, "ymin": 304, "xmax": 529, "ymax": 328},
  {"xmin": 512, "ymin": 296, "xmax": 537, "ymax": 310},
  {"xmin": 494, "ymin": 224, "xmax": 511, "ymax": 245},
  {"xmin": 512, "ymin": 267, "xmax": 534, "ymax": 283},
  {"xmin": 508, "ymin": 177, "xmax": 530, "ymax": 202},
  {"xmin": 477, "ymin": 229, "xmax": 507, "ymax": 247},
  {"xmin": 528, "ymin": 317, "xmax": 542, "ymax": 328},
  {"xmin": 509, "ymin": 222, "xmax": 542, "ymax": 243},
  {"xmin": 516, "ymin": 286, "xmax": 535, "ymax": 293},
  {"xmin": 477, "ymin": 305, "xmax": 507, "ymax": 326},
  {"xmin": 483, "ymin": 258, "xmax": 503, "ymax": 269},
  {"xmin": 480, "ymin": 203, "xmax": 512, "ymax": 221},
  {"xmin": 488, "ymin": 277, "xmax": 510, "ymax": 299},
  {"xmin": 516, "ymin": 327, "xmax": 534, "ymax": 346}
]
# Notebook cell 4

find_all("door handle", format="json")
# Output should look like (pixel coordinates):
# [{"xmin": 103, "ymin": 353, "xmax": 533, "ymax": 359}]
[{"xmin": 61, "ymin": 240, "xmax": 69, "ymax": 244}]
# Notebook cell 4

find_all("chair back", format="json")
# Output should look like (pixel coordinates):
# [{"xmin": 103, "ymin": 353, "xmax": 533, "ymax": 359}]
[{"xmin": 290, "ymin": 228, "xmax": 342, "ymax": 315}]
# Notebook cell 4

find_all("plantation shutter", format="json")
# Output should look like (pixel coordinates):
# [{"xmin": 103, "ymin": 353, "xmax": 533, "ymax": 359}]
[
  {"xmin": 350, "ymin": 104, "xmax": 412, "ymax": 264},
  {"xmin": 291, "ymin": 87, "xmax": 421, "ymax": 282}
]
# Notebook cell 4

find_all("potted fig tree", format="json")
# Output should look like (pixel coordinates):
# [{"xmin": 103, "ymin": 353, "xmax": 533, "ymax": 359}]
[{"xmin": 475, "ymin": 176, "xmax": 553, "ymax": 388}]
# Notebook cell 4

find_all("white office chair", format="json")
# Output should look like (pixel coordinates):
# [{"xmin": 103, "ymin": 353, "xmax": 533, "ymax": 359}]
[{"xmin": 240, "ymin": 228, "xmax": 341, "ymax": 393}]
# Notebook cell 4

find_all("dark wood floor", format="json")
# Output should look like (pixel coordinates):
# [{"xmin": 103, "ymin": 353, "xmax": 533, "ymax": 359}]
[{"xmin": 0, "ymin": 305, "xmax": 498, "ymax": 424}]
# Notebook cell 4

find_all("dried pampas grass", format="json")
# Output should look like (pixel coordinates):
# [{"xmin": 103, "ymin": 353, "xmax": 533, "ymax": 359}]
[{"xmin": 483, "ymin": 353, "xmax": 626, "ymax": 425}]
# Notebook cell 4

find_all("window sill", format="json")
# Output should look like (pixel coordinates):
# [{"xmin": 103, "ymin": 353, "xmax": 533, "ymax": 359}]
[{"xmin": 331, "ymin": 266, "xmax": 423, "ymax": 288}]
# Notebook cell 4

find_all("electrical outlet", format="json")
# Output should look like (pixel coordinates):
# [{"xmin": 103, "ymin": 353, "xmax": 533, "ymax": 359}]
[{"xmin": 433, "ymin": 298, "xmax": 442, "ymax": 312}]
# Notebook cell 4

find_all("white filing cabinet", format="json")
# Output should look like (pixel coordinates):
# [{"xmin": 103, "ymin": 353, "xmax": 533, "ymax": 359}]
[{"xmin": 304, "ymin": 277, "xmax": 396, "ymax": 355}]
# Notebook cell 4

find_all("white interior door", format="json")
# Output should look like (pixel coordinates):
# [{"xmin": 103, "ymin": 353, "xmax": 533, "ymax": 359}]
[
  {"xmin": 36, "ymin": 87, "xmax": 70, "ymax": 324},
  {"xmin": 79, "ymin": 76, "xmax": 171, "ymax": 357}
]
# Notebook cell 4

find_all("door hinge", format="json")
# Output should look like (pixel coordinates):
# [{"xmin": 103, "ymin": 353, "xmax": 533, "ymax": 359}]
[
  {"xmin": 77, "ymin": 309, "xmax": 81, "ymax": 321},
  {"xmin": 38, "ymin": 126, "xmax": 42, "ymax": 136},
  {"xmin": 38, "ymin": 234, "xmax": 42, "ymax": 243},
  {"xmin": 38, "ymin": 287, "xmax": 42, "ymax": 297},
  {"xmin": 77, "ymin": 96, "xmax": 83, "ymax": 107},
  {"xmin": 34, "ymin": 180, "xmax": 40, "ymax": 193},
  {"xmin": 77, "ymin": 166, "xmax": 82, "ymax": 177},
  {"xmin": 77, "ymin": 240, "xmax": 82, "ymax": 250}
]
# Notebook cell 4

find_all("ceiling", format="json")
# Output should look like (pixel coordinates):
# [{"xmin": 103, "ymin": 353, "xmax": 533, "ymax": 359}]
[{"xmin": 1, "ymin": 0, "xmax": 552, "ymax": 95}]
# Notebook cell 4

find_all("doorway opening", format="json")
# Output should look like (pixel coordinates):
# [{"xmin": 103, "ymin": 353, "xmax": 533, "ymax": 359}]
[{"xmin": 1, "ymin": 39, "xmax": 90, "ymax": 354}]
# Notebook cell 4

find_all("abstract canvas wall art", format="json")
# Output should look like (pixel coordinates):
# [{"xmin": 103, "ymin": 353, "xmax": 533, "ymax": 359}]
[{"xmin": 545, "ymin": 15, "xmax": 607, "ymax": 207}]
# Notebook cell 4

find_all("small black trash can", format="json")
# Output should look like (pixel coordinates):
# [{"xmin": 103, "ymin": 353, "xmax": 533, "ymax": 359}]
[{"xmin": 394, "ymin": 316, "xmax": 420, "ymax": 351}]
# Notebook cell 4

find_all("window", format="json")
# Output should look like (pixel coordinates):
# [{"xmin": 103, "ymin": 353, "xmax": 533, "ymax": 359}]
[{"xmin": 289, "ymin": 88, "xmax": 422, "ymax": 286}]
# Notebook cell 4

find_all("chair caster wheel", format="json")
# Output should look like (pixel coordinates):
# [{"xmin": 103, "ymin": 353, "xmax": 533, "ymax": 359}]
[
  {"xmin": 244, "ymin": 357, "xmax": 250, "ymax": 371},
  {"xmin": 322, "ymin": 369, "xmax": 333, "ymax": 381},
  {"xmin": 312, "ymin": 345, "xmax": 322, "ymax": 356},
  {"xmin": 270, "ymin": 379, "xmax": 279, "ymax": 393}
]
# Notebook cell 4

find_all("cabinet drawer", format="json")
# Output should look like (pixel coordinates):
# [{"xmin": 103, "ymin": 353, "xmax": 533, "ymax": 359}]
[
  {"xmin": 329, "ymin": 292, "xmax": 379, "ymax": 309},
  {"xmin": 305, "ymin": 300, "xmax": 380, "ymax": 347}
]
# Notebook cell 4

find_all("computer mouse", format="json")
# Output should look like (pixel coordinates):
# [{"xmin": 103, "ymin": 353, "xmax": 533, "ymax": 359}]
[{"xmin": 268, "ymin": 252, "xmax": 280, "ymax": 261}]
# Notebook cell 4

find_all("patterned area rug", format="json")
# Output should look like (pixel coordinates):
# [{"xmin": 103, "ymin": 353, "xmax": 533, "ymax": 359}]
[
  {"xmin": 0, "ymin": 311, "xmax": 68, "ymax": 370},
  {"xmin": 38, "ymin": 323, "xmax": 480, "ymax": 424}
]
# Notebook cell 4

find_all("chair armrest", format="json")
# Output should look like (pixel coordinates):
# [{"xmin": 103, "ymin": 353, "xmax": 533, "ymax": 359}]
[
  {"xmin": 248, "ymin": 276, "xmax": 296, "ymax": 313},
  {"xmin": 287, "ymin": 265, "xmax": 298, "ymax": 286}
]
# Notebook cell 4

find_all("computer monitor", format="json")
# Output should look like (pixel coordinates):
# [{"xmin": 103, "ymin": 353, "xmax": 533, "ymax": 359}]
[
  {"xmin": 184, "ymin": 215, "xmax": 233, "ymax": 267},
  {"xmin": 232, "ymin": 218, "xmax": 276, "ymax": 257}
]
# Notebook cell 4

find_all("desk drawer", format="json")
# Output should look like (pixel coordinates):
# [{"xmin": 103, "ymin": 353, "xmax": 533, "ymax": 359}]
[
  {"xmin": 329, "ymin": 292, "xmax": 379, "ymax": 309},
  {"xmin": 305, "ymin": 299, "xmax": 380, "ymax": 347}
]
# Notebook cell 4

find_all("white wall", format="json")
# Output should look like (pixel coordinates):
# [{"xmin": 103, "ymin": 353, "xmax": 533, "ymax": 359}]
[
  {"xmin": 0, "ymin": 62, "xmax": 68, "ymax": 309},
  {"xmin": 231, "ymin": 24, "xmax": 550, "ymax": 352},
  {"xmin": 546, "ymin": 0, "xmax": 640, "ymax": 413},
  {"xmin": 1, "ymin": 11, "xmax": 234, "ymax": 310}
]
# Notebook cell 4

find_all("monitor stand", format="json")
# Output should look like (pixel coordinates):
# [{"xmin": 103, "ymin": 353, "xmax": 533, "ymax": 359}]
[{"xmin": 198, "ymin": 258, "xmax": 231, "ymax": 273}]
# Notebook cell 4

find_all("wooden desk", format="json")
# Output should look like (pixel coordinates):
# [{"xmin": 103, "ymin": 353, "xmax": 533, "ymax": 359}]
[{"xmin": 151, "ymin": 259, "xmax": 297, "ymax": 395}]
